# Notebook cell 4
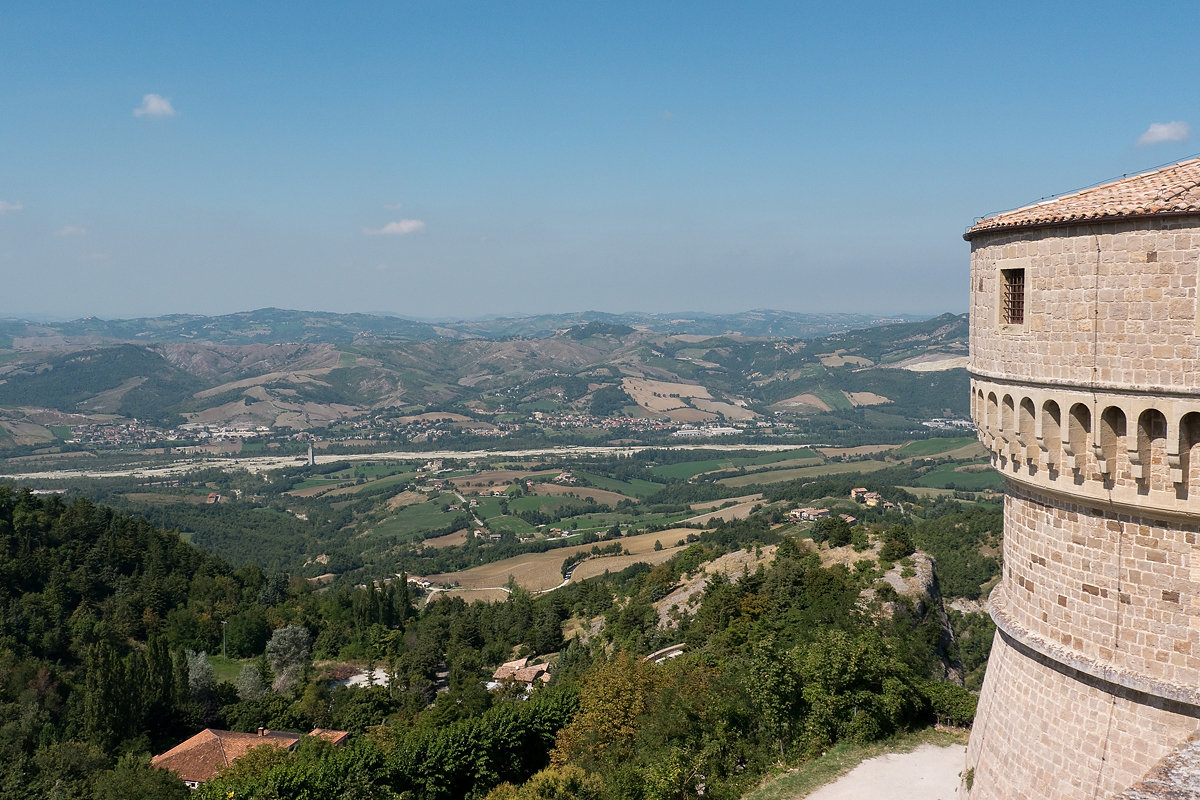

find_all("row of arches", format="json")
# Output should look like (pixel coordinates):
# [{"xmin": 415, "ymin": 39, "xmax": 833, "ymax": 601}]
[{"xmin": 972, "ymin": 381, "xmax": 1200, "ymax": 493}]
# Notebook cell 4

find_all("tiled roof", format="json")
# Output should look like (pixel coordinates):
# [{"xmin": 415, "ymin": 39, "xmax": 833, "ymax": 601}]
[
  {"xmin": 966, "ymin": 157, "xmax": 1200, "ymax": 239},
  {"xmin": 491, "ymin": 657, "xmax": 528, "ymax": 680},
  {"xmin": 151, "ymin": 728, "xmax": 300, "ymax": 784},
  {"xmin": 309, "ymin": 728, "xmax": 350, "ymax": 746}
]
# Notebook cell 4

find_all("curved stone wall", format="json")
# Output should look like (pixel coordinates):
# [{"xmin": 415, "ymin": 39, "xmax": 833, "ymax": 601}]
[
  {"xmin": 964, "ymin": 631, "xmax": 1197, "ymax": 800},
  {"xmin": 966, "ymin": 215, "xmax": 1200, "ymax": 799},
  {"xmin": 996, "ymin": 485, "xmax": 1199, "ymax": 697},
  {"xmin": 969, "ymin": 217, "xmax": 1200, "ymax": 393},
  {"xmin": 971, "ymin": 377, "xmax": 1200, "ymax": 519}
]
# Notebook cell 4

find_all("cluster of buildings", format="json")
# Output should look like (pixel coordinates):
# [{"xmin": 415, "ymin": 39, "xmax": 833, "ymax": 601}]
[
  {"xmin": 486, "ymin": 657, "xmax": 552, "ymax": 691},
  {"xmin": 849, "ymin": 487, "xmax": 900, "ymax": 511},
  {"xmin": 921, "ymin": 417, "xmax": 974, "ymax": 431},
  {"xmin": 534, "ymin": 411, "xmax": 676, "ymax": 432}
]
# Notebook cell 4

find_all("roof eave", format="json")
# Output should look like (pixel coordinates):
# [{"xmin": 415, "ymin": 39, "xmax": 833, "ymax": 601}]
[{"xmin": 964, "ymin": 210, "xmax": 1200, "ymax": 242}]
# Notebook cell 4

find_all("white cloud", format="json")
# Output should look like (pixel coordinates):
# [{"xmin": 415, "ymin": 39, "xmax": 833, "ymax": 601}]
[
  {"xmin": 384, "ymin": 202, "xmax": 405, "ymax": 210},
  {"xmin": 0, "ymin": 200, "xmax": 23, "ymax": 214},
  {"xmin": 56, "ymin": 225, "xmax": 87, "ymax": 237},
  {"xmin": 133, "ymin": 93, "xmax": 177, "ymax": 118},
  {"xmin": 364, "ymin": 219, "xmax": 426, "ymax": 236},
  {"xmin": 1137, "ymin": 121, "xmax": 1191, "ymax": 146}
]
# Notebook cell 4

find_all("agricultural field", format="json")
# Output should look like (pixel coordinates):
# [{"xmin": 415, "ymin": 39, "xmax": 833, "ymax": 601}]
[
  {"xmin": 575, "ymin": 471, "xmax": 663, "ymax": 498},
  {"xmin": 531, "ymin": 482, "xmax": 634, "ymax": 505},
  {"xmin": 450, "ymin": 469, "xmax": 560, "ymax": 491},
  {"xmin": 621, "ymin": 377, "xmax": 713, "ymax": 412},
  {"xmin": 718, "ymin": 459, "xmax": 894, "ymax": 487},
  {"xmin": 368, "ymin": 493, "xmax": 463, "ymax": 538},
  {"xmin": 568, "ymin": 545, "xmax": 686, "ymax": 582},
  {"xmin": 426, "ymin": 528, "xmax": 693, "ymax": 593},
  {"xmin": 649, "ymin": 448, "xmax": 819, "ymax": 480},
  {"xmin": 422, "ymin": 529, "xmax": 469, "ymax": 548},
  {"xmin": 682, "ymin": 499, "xmax": 767, "ymax": 525},
  {"xmin": 893, "ymin": 436, "xmax": 977, "ymax": 459},
  {"xmin": 913, "ymin": 463, "xmax": 1004, "ymax": 491}
]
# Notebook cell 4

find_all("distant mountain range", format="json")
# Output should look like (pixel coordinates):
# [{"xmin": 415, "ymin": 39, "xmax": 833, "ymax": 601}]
[
  {"xmin": 0, "ymin": 308, "xmax": 932, "ymax": 347},
  {"xmin": 0, "ymin": 309, "xmax": 968, "ymax": 446}
]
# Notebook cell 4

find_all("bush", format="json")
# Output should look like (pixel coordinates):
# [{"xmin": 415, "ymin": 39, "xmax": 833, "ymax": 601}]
[{"xmin": 921, "ymin": 680, "xmax": 978, "ymax": 727}]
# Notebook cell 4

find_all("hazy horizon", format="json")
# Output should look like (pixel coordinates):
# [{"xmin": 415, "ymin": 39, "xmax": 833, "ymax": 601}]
[{"xmin": 0, "ymin": 305, "xmax": 957, "ymax": 326}]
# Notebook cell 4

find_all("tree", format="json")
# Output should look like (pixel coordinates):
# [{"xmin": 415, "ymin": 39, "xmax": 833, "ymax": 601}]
[
  {"xmin": 226, "ymin": 607, "xmax": 270, "ymax": 658},
  {"xmin": 797, "ymin": 629, "xmax": 923, "ymax": 751},
  {"xmin": 266, "ymin": 626, "xmax": 312, "ymax": 693},
  {"xmin": 879, "ymin": 526, "xmax": 915, "ymax": 562},
  {"xmin": 812, "ymin": 516, "xmax": 852, "ymax": 547},
  {"xmin": 484, "ymin": 765, "xmax": 604, "ymax": 800},
  {"xmin": 235, "ymin": 663, "xmax": 268, "ymax": 702},
  {"xmin": 93, "ymin": 753, "xmax": 189, "ymax": 800},
  {"xmin": 551, "ymin": 653, "xmax": 659, "ymax": 768}
]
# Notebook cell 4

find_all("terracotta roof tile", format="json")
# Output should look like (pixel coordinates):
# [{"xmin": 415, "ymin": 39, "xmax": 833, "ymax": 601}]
[
  {"xmin": 309, "ymin": 728, "xmax": 350, "ymax": 746},
  {"xmin": 491, "ymin": 657, "xmax": 528, "ymax": 680},
  {"xmin": 966, "ymin": 157, "xmax": 1200, "ymax": 239},
  {"xmin": 151, "ymin": 728, "xmax": 300, "ymax": 784}
]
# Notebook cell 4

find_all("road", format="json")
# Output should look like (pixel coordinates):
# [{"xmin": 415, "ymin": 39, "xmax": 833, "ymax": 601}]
[{"xmin": 0, "ymin": 442, "xmax": 804, "ymax": 482}]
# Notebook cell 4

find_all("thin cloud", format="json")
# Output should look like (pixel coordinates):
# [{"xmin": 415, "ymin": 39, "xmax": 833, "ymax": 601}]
[
  {"xmin": 0, "ymin": 201, "xmax": 23, "ymax": 214},
  {"xmin": 56, "ymin": 225, "xmax": 87, "ymax": 237},
  {"xmin": 134, "ymin": 93, "xmax": 177, "ymax": 118},
  {"xmin": 384, "ymin": 202, "xmax": 405, "ymax": 210},
  {"xmin": 364, "ymin": 219, "xmax": 426, "ymax": 236},
  {"xmin": 1137, "ymin": 121, "xmax": 1191, "ymax": 146}
]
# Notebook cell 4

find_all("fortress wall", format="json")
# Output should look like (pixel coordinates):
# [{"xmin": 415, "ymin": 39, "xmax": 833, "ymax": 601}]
[
  {"xmin": 966, "ymin": 209, "xmax": 1200, "ymax": 799},
  {"xmin": 965, "ymin": 632, "xmax": 1197, "ymax": 800},
  {"xmin": 1002, "ymin": 485, "xmax": 1200, "ymax": 686},
  {"xmin": 969, "ymin": 217, "xmax": 1200, "ymax": 391}
]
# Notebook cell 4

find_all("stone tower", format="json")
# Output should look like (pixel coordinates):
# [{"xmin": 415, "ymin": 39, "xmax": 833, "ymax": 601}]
[{"xmin": 963, "ymin": 158, "xmax": 1200, "ymax": 798}]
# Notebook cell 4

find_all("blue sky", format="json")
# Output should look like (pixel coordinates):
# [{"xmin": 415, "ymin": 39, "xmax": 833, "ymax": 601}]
[{"xmin": 2, "ymin": 2, "xmax": 1198, "ymax": 321}]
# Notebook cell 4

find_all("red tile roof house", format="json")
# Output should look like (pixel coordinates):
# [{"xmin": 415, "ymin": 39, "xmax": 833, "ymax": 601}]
[
  {"xmin": 151, "ymin": 727, "xmax": 348, "ymax": 788},
  {"xmin": 487, "ymin": 657, "xmax": 552, "ymax": 691}
]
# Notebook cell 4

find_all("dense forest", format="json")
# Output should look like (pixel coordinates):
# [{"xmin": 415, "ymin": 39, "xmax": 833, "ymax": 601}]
[{"xmin": 0, "ymin": 484, "xmax": 990, "ymax": 799}]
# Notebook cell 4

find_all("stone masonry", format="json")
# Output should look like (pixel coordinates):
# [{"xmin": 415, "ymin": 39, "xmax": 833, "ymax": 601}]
[{"xmin": 963, "ymin": 158, "xmax": 1200, "ymax": 799}]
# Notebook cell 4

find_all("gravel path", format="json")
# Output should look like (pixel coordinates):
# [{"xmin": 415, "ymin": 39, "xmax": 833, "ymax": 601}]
[{"xmin": 802, "ymin": 744, "xmax": 964, "ymax": 800}]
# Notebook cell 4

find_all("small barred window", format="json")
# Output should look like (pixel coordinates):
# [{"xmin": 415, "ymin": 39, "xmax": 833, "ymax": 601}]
[{"xmin": 1001, "ymin": 268, "xmax": 1025, "ymax": 325}]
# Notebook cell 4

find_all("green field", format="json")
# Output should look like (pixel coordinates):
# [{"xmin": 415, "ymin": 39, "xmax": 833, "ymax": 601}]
[
  {"xmin": 353, "ymin": 462, "xmax": 420, "ymax": 479},
  {"xmin": 484, "ymin": 515, "xmax": 537, "ymax": 534},
  {"xmin": 475, "ymin": 497, "xmax": 507, "ymax": 519},
  {"xmin": 895, "ymin": 486, "xmax": 957, "ymax": 499},
  {"xmin": 895, "ymin": 436, "xmax": 977, "ymax": 459},
  {"xmin": 577, "ymin": 472, "xmax": 663, "ymax": 498},
  {"xmin": 649, "ymin": 449, "xmax": 821, "ymax": 481},
  {"xmin": 206, "ymin": 654, "xmax": 246, "ymax": 683},
  {"xmin": 291, "ymin": 476, "xmax": 348, "ymax": 490},
  {"xmin": 913, "ymin": 463, "xmax": 1003, "ymax": 490},
  {"xmin": 335, "ymin": 471, "xmax": 419, "ymax": 495},
  {"xmin": 370, "ymin": 493, "xmax": 463, "ymax": 538},
  {"xmin": 508, "ymin": 495, "xmax": 574, "ymax": 513},
  {"xmin": 718, "ymin": 459, "xmax": 893, "ymax": 487}
]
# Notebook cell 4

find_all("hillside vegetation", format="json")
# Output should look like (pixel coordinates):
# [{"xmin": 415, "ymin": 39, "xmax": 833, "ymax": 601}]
[{"xmin": 0, "ymin": 484, "xmax": 994, "ymax": 800}]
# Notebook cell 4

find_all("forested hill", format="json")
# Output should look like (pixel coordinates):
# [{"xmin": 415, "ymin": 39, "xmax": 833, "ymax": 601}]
[{"xmin": 0, "ymin": 483, "xmax": 987, "ymax": 799}]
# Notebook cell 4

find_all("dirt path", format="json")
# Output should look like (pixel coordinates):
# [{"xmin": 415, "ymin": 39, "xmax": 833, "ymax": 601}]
[{"xmin": 800, "ymin": 744, "xmax": 964, "ymax": 800}]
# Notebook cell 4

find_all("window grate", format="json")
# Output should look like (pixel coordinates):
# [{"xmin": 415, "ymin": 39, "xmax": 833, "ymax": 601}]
[{"xmin": 1001, "ymin": 268, "xmax": 1025, "ymax": 325}]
